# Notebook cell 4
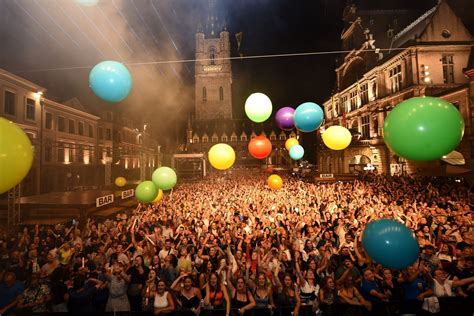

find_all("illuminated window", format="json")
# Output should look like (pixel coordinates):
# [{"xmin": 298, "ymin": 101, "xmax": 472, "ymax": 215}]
[{"xmin": 442, "ymin": 55, "xmax": 454, "ymax": 84}]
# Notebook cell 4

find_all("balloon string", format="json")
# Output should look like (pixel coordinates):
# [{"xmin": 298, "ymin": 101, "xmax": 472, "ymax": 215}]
[{"xmin": 14, "ymin": 45, "xmax": 470, "ymax": 74}]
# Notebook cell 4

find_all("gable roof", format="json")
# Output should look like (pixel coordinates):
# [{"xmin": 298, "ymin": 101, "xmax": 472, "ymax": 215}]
[{"xmin": 392, "ymin": 0, "xmax": 473, "ymax": 47}]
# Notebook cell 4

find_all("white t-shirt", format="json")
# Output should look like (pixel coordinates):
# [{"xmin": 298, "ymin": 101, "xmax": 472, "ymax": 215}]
[{"xmin": 433, "ymin": 279, "xmax": 454, "ymax": 297}]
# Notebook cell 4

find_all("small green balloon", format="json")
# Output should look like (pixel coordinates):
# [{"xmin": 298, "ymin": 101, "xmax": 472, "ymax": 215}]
[
  {"xmin": 152, "ymin": 167, "xmax": 177, "ymax": 190},
  {"xmin": 0, "ymin": 118, "xmax": 34, "ymax": 194},
  {"xmin": 383, "ymin": 96, "xmax": 464, "ymax": 161},
  {"xmin": 135, "ymin": 181, "xmax": 158, "ymax": 203}
]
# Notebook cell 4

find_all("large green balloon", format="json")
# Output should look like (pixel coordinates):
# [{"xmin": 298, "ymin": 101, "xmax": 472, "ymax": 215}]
[
  {"xmin": 383, "ymin": 96, "xmax": 464, "ymax": 161},
  {"xmin": 135, "ymin": 181, "xmax": 158, "ymax": 203},
  {"xmin": 0, "ymin": 118, "xmax": 34, "ymax": 194},
  {"xmin": 152, "ymin": 166, "xmax": 177, "ymax": 190}
]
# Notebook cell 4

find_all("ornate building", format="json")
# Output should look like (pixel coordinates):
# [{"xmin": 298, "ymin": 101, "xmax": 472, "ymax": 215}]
[{"xmin": 319, "ymin": 0, "xmax": 474, "ymax": 176}]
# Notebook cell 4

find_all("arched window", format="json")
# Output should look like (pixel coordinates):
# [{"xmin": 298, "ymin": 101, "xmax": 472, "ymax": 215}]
[
  {"xmin": 203, "ymin": 87, "xmax": 207, "ymax": 101},
  {"xmin": 219, "ymin": 86, "xmax": 224, "ymax": 101},
  {"xmin": 209, "ymin": 47, "xmax": 216, "ymax": 65}
]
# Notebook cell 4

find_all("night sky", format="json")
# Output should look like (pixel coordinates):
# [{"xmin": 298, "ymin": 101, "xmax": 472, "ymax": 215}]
[{"xmin": 0, "ymin": 0, "xmax": 444, "ymax": 151}]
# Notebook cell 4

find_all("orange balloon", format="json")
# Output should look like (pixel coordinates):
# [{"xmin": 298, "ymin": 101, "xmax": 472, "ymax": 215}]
[
  {"xmin": 268, "ymin": 174, "xmax": 283, "ymax": 190},
  {"xmin": 248, "ymin": 136, "xmax": 272, "ymax": 159}
]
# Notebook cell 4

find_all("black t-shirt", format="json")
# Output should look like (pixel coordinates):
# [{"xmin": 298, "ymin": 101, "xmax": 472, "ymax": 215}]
[{"xmin": 127, "ymin": 266, "xmax": 149, "ymax": 285}]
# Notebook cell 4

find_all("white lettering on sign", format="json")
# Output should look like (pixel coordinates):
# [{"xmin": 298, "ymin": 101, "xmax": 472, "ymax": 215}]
[
  {"xmin": 96, "ymin": 194, "xmax": 114, "ymax": 208},
  {"xmin": 320, "ymin": 173, "xmax": 334, "ymax": 178},
  {"xmin": 121, "ymin": 189, "xmax": 134, "ymax": 199}
]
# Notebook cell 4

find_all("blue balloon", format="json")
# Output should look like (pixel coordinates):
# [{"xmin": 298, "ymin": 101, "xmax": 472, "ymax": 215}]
[
  {"xmin": 294, "ymin": 102, "xmax": 324, "ymax": 132},
  {"xmin": 289, "ymin": 144, "xmax": 304, "ymax": 160},
  {"xmin": 362, "ymin": 219, "xmax": 419, "ymax": 270},
  {"xmin": 89, "ymin": 60, "xmax": 132, "ymax": 103}
]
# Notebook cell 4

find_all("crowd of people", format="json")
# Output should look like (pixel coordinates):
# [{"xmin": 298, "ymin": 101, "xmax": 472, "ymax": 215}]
[{"xmin": 0, "ymin": 172, "xmax": 473, "ymax": 315}]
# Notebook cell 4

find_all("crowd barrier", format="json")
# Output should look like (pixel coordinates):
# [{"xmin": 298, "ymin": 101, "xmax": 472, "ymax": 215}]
[{"xmin": 8, "ymin": 298, "xmax": 474, "ymax": 316}]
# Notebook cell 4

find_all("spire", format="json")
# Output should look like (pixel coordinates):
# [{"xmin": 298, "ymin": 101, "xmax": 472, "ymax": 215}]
[{"xmin": 206, "ymin": 0, "xmax": 219, "ymax": 38}]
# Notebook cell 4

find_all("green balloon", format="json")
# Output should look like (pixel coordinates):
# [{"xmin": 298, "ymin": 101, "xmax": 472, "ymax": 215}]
[
  {"xmin": 244, "ymin": 92, "xmax": 273, "ymax": 123},
  {"xmin": 0, "ymin": 118, "xmax": 34, "ymax": 194},
  {"xmin": 383, "ymin": 96, "xmax": 464, "ymax": 161},
  {"xmin": 152, "ymin": 166, "xmax": 177, "ymax": 190},
  {"xmin": 135, "ymin": 181, "xmax": 158, "ymax": 203}
]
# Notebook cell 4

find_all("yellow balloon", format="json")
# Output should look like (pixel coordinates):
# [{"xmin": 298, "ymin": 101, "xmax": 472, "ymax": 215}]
[
  {"xmin": 322, "ymin": 125, "xmax": 352, "ymax": 150},
  {"xmin": 0, "ymin": 118, "xmax": 34, "ymax": 194},
  {"xmin": 115, "ymin": 177, "xmax": 127, "ymax": 187},
  {"xmin": 208, "ymin": 143, "xmax": 236, "ymax": 170},
  {"xmin": 153, "ymin": 189, "xmax": 163, "ymax": 203},
  {"xmin": 268, "ymin": 174, "xmax": 283, "ymax": 190},
  {"xmin": 285, "ymin": 137, "xmax": 299, "ymax": 151}
]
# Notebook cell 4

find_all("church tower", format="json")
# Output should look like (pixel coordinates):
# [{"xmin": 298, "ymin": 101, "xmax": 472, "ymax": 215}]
[{"xmin": 194, "ymin": 0, "xmax": 233, "ymax": 120}]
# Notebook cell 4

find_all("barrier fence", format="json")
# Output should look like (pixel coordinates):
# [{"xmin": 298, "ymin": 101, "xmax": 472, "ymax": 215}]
[{"xmin": 7, "ymin": 298, "xmax": 474, "ymax": 316}]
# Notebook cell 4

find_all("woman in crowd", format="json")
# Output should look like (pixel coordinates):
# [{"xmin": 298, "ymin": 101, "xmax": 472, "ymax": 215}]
[
  {"xmin": 104, "ymin": 262, "xmax": 131, "ymax": 312},
  {"xmin": 172, "ymin": 273, "xmax": 202, "ymax": 316},
  {"xmin": 203, "ymin": 272, "xmax": 230, "ymax": 316},
  {"xmin": 143, "ymin": 268, "xmax": 159, "ymax": 312},
  {"xmin": 227, "ymin": 276, "xmax": 256, "ymax": 316},
  {"xmin": 154, "ymin": 279, "xmax": 176, "ymax": 315}
]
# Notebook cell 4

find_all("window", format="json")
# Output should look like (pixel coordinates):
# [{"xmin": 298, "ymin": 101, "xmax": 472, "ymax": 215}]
[
  {"xmin": 230, "ymin": 135, "xmax": 237, "ymax": 142},
  {"xmin": 78, "ymin": 122, "xmax": 84, "ymax": 136},
  {"xmin": 219, "ymin": 86, "xmax": 224, "ymax": 101},
  {"xmin": 341, "ymin": 95, "xmax": 349, "ymax": 113},
  {"xmin": 222, "ymin": 135, "xmax": 228, "ymax": 142},
  {"xmin": 334, "ymin": 99, "xmax": 341, "ymax": 117},
  {"xmin": 4, "ymin": 91, "xmax": 16, "ymax": 116},
  {"xmin": 26, "ymin": 98, "xmax": 35, "ymax": 120},
  {"xmin": 88, "ymin": 124, "xmax": 94, "ymax": 138},
  {"xmin": 279, "ymin": 133, "xmax": 286, "ymax": 141},
  {"xmin": 45, "ymin": 113, "xmax": 53, "ymax": 129},
  {"xmin": 360, "ymin": 83, "xmax": 369, "ymax": 105},
  {"xmin": 209, "ymin": 47, "xmax": 216, "ymax": 65},
  {"xmin": 67, "ymin": 145, "xmax": 75, "ymax": 163},
  {"xmin": 58, "ymin": 117, "xmax": 65, "ymax": 132},
  {"xmin": 241, "ymin": 135, "xmax": 247, "ymax": 142},
  {"xmin": 45, "ymin": 143, "xmax": 52, "ymax": 162},
  {"xmin": 203, "ymin": 87, "xmax": 207, "ymax": 101},
  {"xmin": 442, "ymin": 55, "xmax": 454, "ymax": 84},
  {"xmin": 373, "ymin": 115, "xmax": 379, "ymax": 136},
  {"xmin": 350, "ymin": 90, "xmax": 358, "ymax": 110},
  {"xmin": 211, "ymin": 135, "xmax": 218, "ymax": 142},
  {"xmin": 270, "ymin": 134, "xmax": 276, "ymax": 141},
  {"xmin": 58, "ymin": 143, "xmax": 65, "ymax": 162},
  {"xmin": 77, "ymin": 146, "xmax": 84, "ymax": 163},
  {"xmin": 98, "ymin": 127, "xmax": 103, "ymax": 140},
  {"xmin": 202, "ymin": 136, "xmax": 209, "ymax": 143},
  {"xmin": 389, "ymin": 64, "xmax": 402, "ymax": 93},
  {"xmin": 361, "ymin": 115, "xmax": 370, "ymax": 139},
  {"xmin": 106, "ymin": 128, "xmax": 112, "ymax": 141},
  {"xmin": 69, "ymin": 120, "xmax": 75, "ymax": 134}
]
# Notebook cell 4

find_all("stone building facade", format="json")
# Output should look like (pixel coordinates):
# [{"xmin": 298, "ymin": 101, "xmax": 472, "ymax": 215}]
[{"xmin": 319, "ymin": 0, "xmax": 474, "ymax": 176}]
